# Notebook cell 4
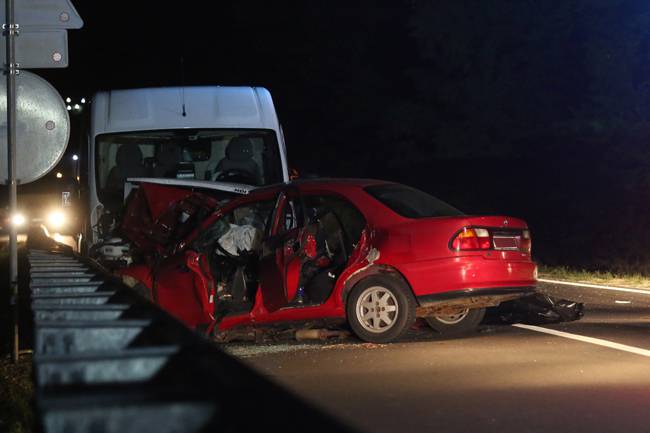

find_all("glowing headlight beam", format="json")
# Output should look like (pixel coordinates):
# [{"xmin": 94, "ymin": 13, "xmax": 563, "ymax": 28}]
[
  {"xmin": 11, "ymin": 213, "xmax": 25, "ymax": 227},
  {"xmin": 47, "ymin": 211, "xmax": 66, "ymax": 229}
]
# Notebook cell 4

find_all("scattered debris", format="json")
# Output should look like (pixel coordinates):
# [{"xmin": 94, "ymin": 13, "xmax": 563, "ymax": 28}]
[
  {"xmin": 214, "ymin": 325, "xmax": 351, "ymax": 344},
  {"xmin": 222, "ymin": 340, "xmax": 388, "ymax": 358},
  {"xmin": 496, "ymin": 293, "xmax": 584, "ymax": 325},
  {"xmin": 320, "ymin": 342, "xmax": 387, "ymax": 350},
  {"xmin": 223, "ymin": 343, "xmax": 321, "ymax": 358},
  {"xmin": 295, "ymin": 328, "xmax": 351, "ymax": 341},
  {"xmin": 213, "ymin": 327, "xmax": 287, "ymax": 343}
]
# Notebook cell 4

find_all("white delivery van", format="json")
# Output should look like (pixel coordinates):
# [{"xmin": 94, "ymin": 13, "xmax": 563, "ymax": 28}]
[{"xmin": 87, "ymin": 86, "xmax": 289, "ymax": 251}]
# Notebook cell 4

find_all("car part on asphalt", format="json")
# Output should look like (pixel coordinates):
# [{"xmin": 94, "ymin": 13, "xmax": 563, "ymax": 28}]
[
  {"xmin": 26, "ymin": 235, "xmax": 354, "ymax": 433},
  {"xmin": 294, "ymin": 328, "xmax": 351, "ymax": 341},
  {"xmin": 495, "ymin": 293, "xmax": 584, "ymax": 324}
]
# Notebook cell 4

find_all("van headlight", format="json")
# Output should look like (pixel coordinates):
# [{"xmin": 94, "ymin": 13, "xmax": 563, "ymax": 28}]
[
  {"xmin": 47, "ymin": 210, "xmax": 66, "ymax": 229},
  {"xmin": 11, "ymin": 213, "xmax": 26, "ymax": 227}
]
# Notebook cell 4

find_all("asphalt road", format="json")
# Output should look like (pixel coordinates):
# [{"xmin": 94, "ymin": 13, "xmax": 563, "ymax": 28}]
[{"xmin": 223, "ymin": 281, "xmax": 650, "ymax": 433}]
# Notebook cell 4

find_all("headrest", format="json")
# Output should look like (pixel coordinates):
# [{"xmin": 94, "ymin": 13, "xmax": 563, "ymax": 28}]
[
  {"xmin": 116, "ymin": 145, "xmax": 143, "ymax": 166},
  {"xmin": 226, "ymin": 136, "xmax": 254, "ymax": 162},
  {"xmin": 157, "ymin": 143, "xmax": 182, "ymax": 165}
]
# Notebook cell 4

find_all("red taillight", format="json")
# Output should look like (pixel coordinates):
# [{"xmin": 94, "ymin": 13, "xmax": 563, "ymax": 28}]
[
  {"xmin": 451, "ymin": 228, "xmax": 491, "ymax": 250},
  {"xmin": 450, "ymin": 227, "xmax": 532, "ymax": 253}
]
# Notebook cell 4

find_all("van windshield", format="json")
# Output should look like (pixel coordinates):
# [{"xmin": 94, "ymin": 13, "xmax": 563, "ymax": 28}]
[{"xmin": 95, "ymin": 129, "xmax": 284, "ymax": 205}]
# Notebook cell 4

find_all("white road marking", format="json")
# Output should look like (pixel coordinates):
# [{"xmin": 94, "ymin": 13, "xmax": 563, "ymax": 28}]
[
  {"xmin": 615, "ymin": 300, "xmax": 632, "ymax": 304},
  {"xmin": 513, "ymin": 324, "xmax": 650, "ymax": 358},
  {"xmin": 538, "ymin": 278, "xmax": 650, "ymax": 295}
]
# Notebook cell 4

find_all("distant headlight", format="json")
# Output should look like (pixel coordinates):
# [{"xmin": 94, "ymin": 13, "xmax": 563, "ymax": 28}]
[
  {"xmin": 47, "ymin": 210, "xmax": 66, "ymax": 229},
  {"xmin": 11, "ymin": 213, "xmax": 25, "ymax": 227}
]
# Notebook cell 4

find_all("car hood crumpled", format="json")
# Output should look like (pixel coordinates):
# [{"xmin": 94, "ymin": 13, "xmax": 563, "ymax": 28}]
[{"xmin": 120, "ymin": 179, "xmax": 252, "ymax": 255}]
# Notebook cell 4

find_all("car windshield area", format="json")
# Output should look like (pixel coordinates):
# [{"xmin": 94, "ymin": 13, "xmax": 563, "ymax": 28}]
[
  {"xmin": 95, "ymin": 129, "xmax": 284, "ymax": 204},
  {"xmin": 364, "ymin": 183, "xmax": 464, "ymax": 218}
]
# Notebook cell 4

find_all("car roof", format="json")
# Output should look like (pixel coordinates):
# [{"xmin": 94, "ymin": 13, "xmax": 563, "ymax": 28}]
[{"xmin": 251, "ymin": 177, "xmax": 393, "ymax": 195}]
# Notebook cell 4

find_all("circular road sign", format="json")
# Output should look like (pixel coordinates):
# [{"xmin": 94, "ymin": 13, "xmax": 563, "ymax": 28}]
[{"xmin": 0, "ymin": 70, "xmax": 70, "ymax": 184}]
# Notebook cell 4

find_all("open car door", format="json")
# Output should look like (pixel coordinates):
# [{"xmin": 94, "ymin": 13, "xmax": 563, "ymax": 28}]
[{"xmin": 258, "ymin": 187, "xmax": 306, "ymax": 312}]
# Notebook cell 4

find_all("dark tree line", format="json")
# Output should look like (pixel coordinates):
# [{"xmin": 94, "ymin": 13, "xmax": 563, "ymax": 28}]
[{"xmin": 38, "ymin": 0, "xmax": 650, "ymax": 272}]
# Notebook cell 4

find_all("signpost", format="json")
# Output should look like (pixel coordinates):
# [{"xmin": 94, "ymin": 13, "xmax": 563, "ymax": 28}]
[
  {"xmin": 1, "ymin": 0, "xmax": 82, "ymax": 362},
  {"xmin": 0, "ymin": 71, "xmax": 71, "ymax": 183}
]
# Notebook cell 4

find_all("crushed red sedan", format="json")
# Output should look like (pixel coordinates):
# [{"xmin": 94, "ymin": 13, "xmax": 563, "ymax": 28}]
[{"xmin": 119, "ymin": 178, "xmax": 537, "ymax": 343}]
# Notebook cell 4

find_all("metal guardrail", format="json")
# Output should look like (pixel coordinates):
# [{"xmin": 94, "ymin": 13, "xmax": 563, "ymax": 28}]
[{"xmin": 28, "ymin": 245, "xmax": 354, "ymax": 433}]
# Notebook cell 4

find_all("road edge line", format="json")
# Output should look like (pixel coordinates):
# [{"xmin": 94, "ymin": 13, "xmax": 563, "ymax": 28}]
[{"xmin": 513, "ymin": 324, "xmax": 650, "ymax": 358}]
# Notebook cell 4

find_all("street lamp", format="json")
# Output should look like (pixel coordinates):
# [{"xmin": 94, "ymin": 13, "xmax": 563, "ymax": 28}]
[{"xmin": 65, "ymin": 97, "xmax": 87, "ymax": 114}]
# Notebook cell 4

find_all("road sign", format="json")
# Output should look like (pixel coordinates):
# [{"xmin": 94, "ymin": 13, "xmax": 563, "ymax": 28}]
[
  {"xmin": 0, "ymin": 70, "xmax": 69, "ymax": 183},
  {"xmin": 0, "ymin": 29, "xmax": 68, "ymax": 68},
  {"xmin": 0, "ymin": 0, "xmax": 83, "ymax": 29},
  {"xmin": 0, "ymin": 0, "xmax": 81, "ymax": 68}
]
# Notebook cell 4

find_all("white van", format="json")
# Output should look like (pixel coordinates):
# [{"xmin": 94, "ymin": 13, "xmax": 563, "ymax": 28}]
[{"xmin": 87, "ymin": 86, "xmax": 289, "ymax": 249}]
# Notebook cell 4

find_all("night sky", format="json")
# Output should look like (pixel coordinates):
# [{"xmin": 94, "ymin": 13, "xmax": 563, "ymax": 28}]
[{"xmin": 31, "ymin": 1, "xmax": 650, "ymax": 272}]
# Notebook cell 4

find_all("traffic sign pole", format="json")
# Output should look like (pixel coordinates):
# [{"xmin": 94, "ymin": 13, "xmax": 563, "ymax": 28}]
[
  {"xmin": 5, "ymin": 0, "xmax": 18, "ymax": 364},
  {"xmin": 4, "ymin": 0, "xmax": 18, "ymax": 363},
  {"xmin": 0, "ymin": 0, "xmax": 82, "ymax": 363}
]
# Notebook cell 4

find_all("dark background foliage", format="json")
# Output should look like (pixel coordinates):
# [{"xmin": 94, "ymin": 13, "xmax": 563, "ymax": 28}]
[{"xmin": 31, "ymin": 0, "xmax": 650, "ymax": 272}]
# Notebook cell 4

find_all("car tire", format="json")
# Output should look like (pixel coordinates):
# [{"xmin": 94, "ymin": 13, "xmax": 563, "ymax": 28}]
[
  {"xmin": 425, "ymin": 307, "xmax": 485, "ymax": 336},
  {"xmin": 346, "ymin": 275, "xmax": 416, "ymax": 343}
]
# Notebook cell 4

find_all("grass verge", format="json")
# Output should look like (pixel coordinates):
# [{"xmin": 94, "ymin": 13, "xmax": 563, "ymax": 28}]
[
  {"xmin": 539, "ymin": 265, "xmax": 650, "ymax": 289},
  {"xmin": 0, "ymin": 355, "xmax": 33, "ymax": 433},
  {"xmin": 1, "ymin": 247, "xmax": 32, "ymax": 433}
]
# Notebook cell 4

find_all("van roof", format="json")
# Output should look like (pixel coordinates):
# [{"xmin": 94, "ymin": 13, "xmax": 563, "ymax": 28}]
[{"xmin": 91, "ymin": 86, "xmax": 281, "ymax": 135}]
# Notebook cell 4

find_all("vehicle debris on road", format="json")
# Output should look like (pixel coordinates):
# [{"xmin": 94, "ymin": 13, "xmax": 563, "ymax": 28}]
[
  {"xmin": 213, "ymin": 325, "xmax": 351, "ymax": 343},
  {"xmin": 495, "ymin": 293, "xmax": 584, "ymax": 324},
  {"xmin": 295, "ymin": 329, "xmax": 351, "ymax": 341}
]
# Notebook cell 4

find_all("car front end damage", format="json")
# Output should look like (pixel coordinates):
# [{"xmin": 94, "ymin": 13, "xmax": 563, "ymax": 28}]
[{"xmin": 90, "ymin": 178, "xmax": 252, "ymax": 269}]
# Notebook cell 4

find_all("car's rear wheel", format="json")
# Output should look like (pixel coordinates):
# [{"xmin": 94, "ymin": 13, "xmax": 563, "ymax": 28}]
[
  {"xmin": 346, "ymin": 275, "xmax": 416, "ymax": 343},
  {"xmin": 425, "ymin": 307, "xmax": 485, "ymax": 335}
]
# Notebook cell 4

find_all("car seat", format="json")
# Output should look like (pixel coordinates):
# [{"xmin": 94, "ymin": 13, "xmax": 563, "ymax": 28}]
[
  {"xmin": 209, "ymin": 136, "xmax": 261, "ymax": 185},
  {"xmin": 153, "ymin": 143, "xmax": 183, "ymax": 177},
  {"xmin": 106, "ymin": 145, "xmax": 147, "ymax": 191}
]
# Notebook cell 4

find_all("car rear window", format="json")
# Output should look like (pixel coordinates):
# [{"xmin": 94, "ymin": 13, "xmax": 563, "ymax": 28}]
[{"xmin": 364, "ymin": 184, "xmax": 464, "ymax": 218}]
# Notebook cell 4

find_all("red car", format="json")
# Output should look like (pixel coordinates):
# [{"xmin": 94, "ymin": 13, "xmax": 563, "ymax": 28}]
[{"xmin": 119, "ymin": 179, "xmax": 537, "ymax": 343}]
